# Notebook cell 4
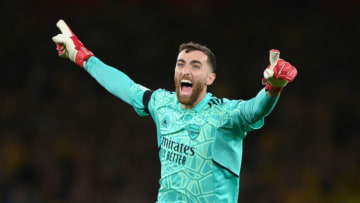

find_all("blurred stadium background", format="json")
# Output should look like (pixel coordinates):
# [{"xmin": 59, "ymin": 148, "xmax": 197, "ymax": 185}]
[{"xmin": 1, "ymin": 0, "xmax": 359, "ymax": 202}]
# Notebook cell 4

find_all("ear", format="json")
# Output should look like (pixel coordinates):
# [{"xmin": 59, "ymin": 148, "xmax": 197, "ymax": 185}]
[{"xmin": 206, "ymin": 73, "xmax": 216, "ymax": 86}]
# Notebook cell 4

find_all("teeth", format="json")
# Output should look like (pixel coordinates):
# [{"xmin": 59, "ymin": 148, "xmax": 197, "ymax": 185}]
[{"xmin": 181, "ymin": 79, "xmax": 192, "ymax": 84}]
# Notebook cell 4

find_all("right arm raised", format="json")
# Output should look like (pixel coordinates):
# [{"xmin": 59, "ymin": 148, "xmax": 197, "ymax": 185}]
[
  {"xmin": 52, "ymin": 19, "xmax": 151, "ymax": 116},
  {"xmin": 85, "ymin": 56, "xmax": 137, "ymax": 105}
]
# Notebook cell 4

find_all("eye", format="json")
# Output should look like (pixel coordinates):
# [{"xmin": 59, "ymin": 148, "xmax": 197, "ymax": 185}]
[
  {"xmin": 177, "ymin": 62, "xmax": 184, "ymax": 67},
  {"xmin": 192, "ymin": 65, "xmax": 200, "ymax": 69}
]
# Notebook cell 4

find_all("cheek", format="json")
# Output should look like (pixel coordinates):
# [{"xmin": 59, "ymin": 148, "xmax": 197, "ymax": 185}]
[
  {"xmin": 174, "ymin": 68, "xmax": 181, "ymax": 77},
  {"xmin": 193, "ymin": 76, "xmax": 206, "ymax": 87},
  {"xmin": 174, "ymin": 70, "xmax": 181, "ymax": 84},
  {"xmin": 174, "ymin": 73, "xmax": 180, "ymax": 81},
  {"xmin": 199, "ymin": 74, "xmax": 209, "ymax": 84}
]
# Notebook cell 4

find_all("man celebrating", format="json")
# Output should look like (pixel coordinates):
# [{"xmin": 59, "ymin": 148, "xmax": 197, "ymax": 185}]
[{"xmin": 52, "ymin": 19, "xmax": 297, "ymax": 202}]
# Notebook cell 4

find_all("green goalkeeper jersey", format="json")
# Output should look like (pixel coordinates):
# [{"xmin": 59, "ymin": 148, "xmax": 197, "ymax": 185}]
[{"xmin": 85, "ymin": 57, "xmax": 279, "ymax": 203}]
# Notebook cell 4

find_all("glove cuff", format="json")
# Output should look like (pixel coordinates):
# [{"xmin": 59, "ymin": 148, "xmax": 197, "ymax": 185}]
[{"xmin": 76, "ymin": 48, "xmax": 94, "ymax": 68}]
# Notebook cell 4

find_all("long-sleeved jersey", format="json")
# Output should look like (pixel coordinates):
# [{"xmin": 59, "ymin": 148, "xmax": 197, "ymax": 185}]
[{"xmin": 85, "ymin": 56, "xmax": 279, "ymax": 202}]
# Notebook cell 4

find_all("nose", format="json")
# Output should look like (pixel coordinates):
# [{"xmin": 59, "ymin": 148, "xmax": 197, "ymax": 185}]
[{"xmin": 181, "ymin": 65, "xmax": 191, "ymax": 75}]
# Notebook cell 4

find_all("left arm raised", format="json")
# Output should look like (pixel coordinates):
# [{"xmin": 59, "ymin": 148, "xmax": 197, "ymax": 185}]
[
  {"xmin": 239, "ymin": 88, "xmax": 279, "ymax": 125},
  {"xmin": 240, "ymin": 49, "xmax": 298, "ymax": 124}
]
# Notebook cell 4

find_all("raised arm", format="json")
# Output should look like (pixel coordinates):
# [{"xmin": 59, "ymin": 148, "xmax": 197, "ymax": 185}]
[
  {"xmin": 85, "ymin": 57, "xmax": 138, "ymax": 105},
  {"xmin": 239, "ymin": 88, "xmax": 279, "ymax": 125},
  {"xmin": 52, "ymin": 19, "xmax": 151, "ymax": 115},
  {"xmin": 238, "ymin": 49, "xmax": 297, "ymax": 128}
]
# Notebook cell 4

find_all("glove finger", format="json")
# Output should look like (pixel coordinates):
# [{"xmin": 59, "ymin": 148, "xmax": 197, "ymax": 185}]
[
  {"xmin": 53, "ymin": 35, "xmax": 73, "ymax": 58},
  {"xmin": 52, "ymin": 34, "xmax": 66, "ymax": 44},
  {"xmin": 58, "ymin": 50, "xmax": 66, "ymax": 56},
  {"xmin": 56, "ymin": 19, "xmax": 73, "ymax": 37},
  {"xmin": 56, "ymin": 43, "xmax": 64, "ymax": 51},
  {"xmin": 264, "ymin": 66, "xmax": 274, "ymax": 79},
  {"xmin": 55, "ymin": 43, "xmax": 66, "ymax": 56},
  {"xmin": 284, "ymin": 65, "xmax": 297, "ymax": 82},
  {"xmin": 276, "ymin": 63, "xmax": 297, "ymax": 82},
  {"xmin": 269, "ymin": 49, "xmax": 280, "ymax": 71},
  {"xmin": 273, "ymin": 59, "xmax": 286, "ymax": 79}
]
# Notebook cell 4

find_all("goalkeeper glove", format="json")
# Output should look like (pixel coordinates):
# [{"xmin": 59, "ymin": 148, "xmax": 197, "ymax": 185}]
[
  {"xmin": 52, "ymin": 19, "xmax": 94, "ymax": 68},
  {"xmin": 262, "ymin": 49, "xmax": 297, "ymax": 93}
]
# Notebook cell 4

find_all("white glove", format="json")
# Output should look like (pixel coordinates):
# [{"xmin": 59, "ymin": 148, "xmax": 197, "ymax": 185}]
[{"xmin": 52, "ymin": 19, "xmax": 94, "ymax": 68}]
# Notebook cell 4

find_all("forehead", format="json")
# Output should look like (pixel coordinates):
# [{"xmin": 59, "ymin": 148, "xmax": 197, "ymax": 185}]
[{"xmin": 177, "ymin": 50, "xmax": 208, "ymax": 63}]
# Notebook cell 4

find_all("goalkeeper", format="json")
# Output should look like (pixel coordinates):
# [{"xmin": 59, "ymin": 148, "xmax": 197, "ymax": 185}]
[{"xmin": 52, "ymin": 19, "xmax": 297, "ymax": 202}]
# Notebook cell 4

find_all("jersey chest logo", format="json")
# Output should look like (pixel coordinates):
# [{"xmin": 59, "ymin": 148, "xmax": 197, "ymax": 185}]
[{"xmin": 187, "ymin": 124, "xmax": 200, "ymax": 140}]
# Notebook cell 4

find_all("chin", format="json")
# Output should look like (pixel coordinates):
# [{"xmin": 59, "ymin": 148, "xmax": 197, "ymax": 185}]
[
  {"xmin": 176, "ymin": 90, "xmax": 192, "ymax": 105},
  {"xmin": 176, "ymin": 93, "xmax": 190, "ymax": 104},
  {"xmin": 175, "ymin": 82, "xmax": 205, "ymax": 107}
]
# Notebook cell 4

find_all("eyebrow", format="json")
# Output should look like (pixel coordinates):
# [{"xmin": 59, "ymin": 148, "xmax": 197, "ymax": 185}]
[{"xmin": 177, "ymin": 59, "xmax": 203, "ymax": 66}]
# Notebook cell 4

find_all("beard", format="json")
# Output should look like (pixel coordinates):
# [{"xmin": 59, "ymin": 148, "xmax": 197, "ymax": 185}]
[{"xmin": 174, "ymin": 76, "xmax": 206, "ymax": 107}]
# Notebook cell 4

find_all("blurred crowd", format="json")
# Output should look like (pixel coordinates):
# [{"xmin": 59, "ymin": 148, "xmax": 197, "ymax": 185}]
[{"xmin": 1, "ymin": 0, "xmax": 359, "ymax": 202}]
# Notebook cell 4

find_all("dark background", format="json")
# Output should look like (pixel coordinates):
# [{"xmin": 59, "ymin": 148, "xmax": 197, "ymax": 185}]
[{"xmin": 1, "ymin": 0, "xmax": 359, "ymax": 202}]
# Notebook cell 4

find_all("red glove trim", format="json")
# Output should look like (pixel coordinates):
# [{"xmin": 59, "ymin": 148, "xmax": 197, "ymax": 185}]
[{"xmin": 70, "ymin": 36, "xmax": 94, "ymax": 68}]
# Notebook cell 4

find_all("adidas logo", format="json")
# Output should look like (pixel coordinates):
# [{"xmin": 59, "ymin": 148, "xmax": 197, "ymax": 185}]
[{"xmin": 161, "ymin": 118, "xmax": 167, "ymax": 127}]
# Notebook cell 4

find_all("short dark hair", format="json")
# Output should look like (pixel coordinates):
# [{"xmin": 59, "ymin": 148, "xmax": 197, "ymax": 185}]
[{"xmin": 179, "ymin": 42, "xmax": 216, "ymax": 72}]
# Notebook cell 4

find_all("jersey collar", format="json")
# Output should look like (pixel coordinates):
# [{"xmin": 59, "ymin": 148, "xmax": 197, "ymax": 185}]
[{"xmin": 177, "ymin": 92, "xmax": 213, "ymax": 113}]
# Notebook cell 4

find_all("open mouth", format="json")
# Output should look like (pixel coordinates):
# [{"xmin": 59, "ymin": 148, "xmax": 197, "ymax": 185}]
[{"xmin": 180, "ymin": 79, "xmax": 193, "ymax": 95}]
